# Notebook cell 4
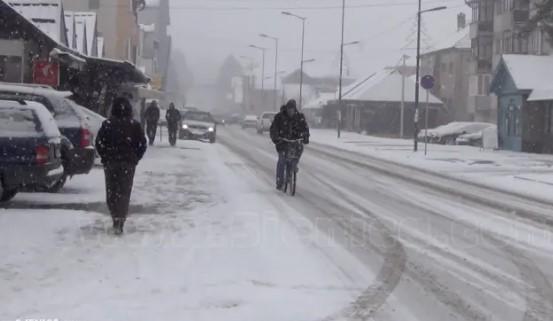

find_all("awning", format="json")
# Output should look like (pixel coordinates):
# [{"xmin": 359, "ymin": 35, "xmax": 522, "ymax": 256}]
[
  {"xmin": 120, "ymin": 83, "xmax": 164, "ymax": 100},
  {"xmin": 85, "ymin": 56, "xmax": 150, "ymax": 84},
  {"xmin": 50, "ymin": 48, "xmax": 86, "ymax": 69},
  {"xmin": 528, "ymin": 89, "xmax": 553, "ymax": 102}
]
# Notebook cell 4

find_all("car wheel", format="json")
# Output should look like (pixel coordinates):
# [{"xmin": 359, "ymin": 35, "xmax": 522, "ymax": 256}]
[
  {"xmin": 0, "ymin": 180, "xmax": 17, "ymax": 203},
  {"xmin": 45, "ymin": 174, "xmax": 68, "ymax": 193}
]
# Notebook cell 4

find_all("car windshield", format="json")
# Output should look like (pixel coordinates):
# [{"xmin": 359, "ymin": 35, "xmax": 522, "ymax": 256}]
[
  {"xmin": 184, "ymin": 111, "xmax": 214, "ymax": 122},
  {"xmin": 0, "ymin": 107, "xmax": 40, "ymax": 137},
  {"xmin": 4, "ymin": 1, "xmax": 553, "ymax": 320}
]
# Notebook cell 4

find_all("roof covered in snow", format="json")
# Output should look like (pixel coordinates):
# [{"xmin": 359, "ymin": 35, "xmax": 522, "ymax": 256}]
[
  {"xmin": 303, "ymin": 92, "xmax": 337, "ymax": 110},
  {"xmin": 500, "ymin": 54, "xmax": 553, "ymax": 91},
  {"xmin": 424, "ymin": 27, "xmax": 470, "ymax": 55},
  {"xmin": 343, "ymin": 70, "xmax": 443, "ymax": 104},
  {"xmin": 8, "ymin": 0, "xmax": 67, "ymax": 45}
]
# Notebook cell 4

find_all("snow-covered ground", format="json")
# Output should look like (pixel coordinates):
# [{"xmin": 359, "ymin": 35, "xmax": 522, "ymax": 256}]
[
  {"xmin": 310, "ymin": 129, "xmax": 553, "ymax": 202},
  {"xmin": 0, "ymin": 140, "xmax": 366, "ymax": 321}
]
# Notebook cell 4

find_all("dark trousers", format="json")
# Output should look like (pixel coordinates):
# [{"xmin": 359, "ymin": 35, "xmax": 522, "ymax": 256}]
[
  {"xmin": 146, "ymin": 122, "xmax": 158, "ymax": 145},
  {"xmin": 276, "ymin": 146, "xmax": 302, "ymax": 186},
  {"xmin": 168, "ymin": 122, "xmax": 178, "ymax": 145},
  {"xmin": 104, "ymin": 162, "xmax": 136, "ymax": 220}
]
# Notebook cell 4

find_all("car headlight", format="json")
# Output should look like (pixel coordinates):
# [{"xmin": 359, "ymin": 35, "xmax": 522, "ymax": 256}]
[
  {"xmin": 182, "ymin": 124, "xmax": 188, "ymax": 129},
  {"xmin": 208, "ymin": 127, "xmax": 215, "ymax": 132}
]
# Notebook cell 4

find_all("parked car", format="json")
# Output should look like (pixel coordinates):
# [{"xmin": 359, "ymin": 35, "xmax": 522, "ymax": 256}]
[
  {"xmin": 256, "ymin": 112, "xmax": 277, "ymax": 134},
  {"xmin": 242, "ymin": 115, "xmax": 258, "ymax": 129},
  {"xmin": 180, "ymin": 110, "xmax": 217, "ymax": 143},
  {"xmin": 456, "ymin": 125, "xmax": 497, "ymax": 147},
  {"xmin": 0, "ymin": 84, "xmax": 96, "ymax": 191},
  {"xmin": 0, "ymin": 99, "xmax": 64, "ymax": 202},
  {"xmin": 419, "ymin": 122, "xmax": 495, "ymax": 145}
]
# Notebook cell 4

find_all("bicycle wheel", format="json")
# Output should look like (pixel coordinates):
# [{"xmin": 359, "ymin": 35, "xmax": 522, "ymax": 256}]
[
  {"xmin": 290, "ymin": 170, "xmax": 297, "ymax": 196},
  {"xmin": 282, "ymin": 163, "xmax": 289, "ymax": 193}
]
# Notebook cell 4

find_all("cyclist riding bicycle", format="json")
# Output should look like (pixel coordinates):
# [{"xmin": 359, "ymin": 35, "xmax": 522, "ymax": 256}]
[{"xmin": 270, "ymin": 99, "xmax": 310, "ymax": 190}]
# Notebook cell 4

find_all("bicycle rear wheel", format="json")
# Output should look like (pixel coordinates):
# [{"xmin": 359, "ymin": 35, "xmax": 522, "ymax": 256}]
[{"xmin": 290, "ymin": 171, "xmax": 297, "ymax": 196}]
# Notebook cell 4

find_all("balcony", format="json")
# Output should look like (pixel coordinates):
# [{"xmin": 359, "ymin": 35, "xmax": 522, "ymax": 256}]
[
  {"xmin": 513, "ymin": 9, "xmax": 529, "ymax": 24},
  {"xmin": 476, "ymin": 59, "xmax": 493, "ymax": 73},
  {"xmin": 470, "ymin": 20, "xmax": 493, "ymax": 38}
]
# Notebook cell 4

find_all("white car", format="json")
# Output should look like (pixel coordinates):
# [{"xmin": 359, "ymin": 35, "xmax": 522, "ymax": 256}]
[
  {"xmin": 242, "ymin": 115, "xmax": 258, "ymax": 129},
  {"xmin": 419, "ymin": 122, "xmax": 495, "ymax": 145},
  {"xmin": 256, "ymin": 112, "xmax": 277, "ymax": 134}
]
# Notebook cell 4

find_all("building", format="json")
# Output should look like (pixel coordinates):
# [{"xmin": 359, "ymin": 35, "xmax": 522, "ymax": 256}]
[
  {"xmin": 0, "ymin": 0, "xmax": 150, "ymax": 115},
  {"xmin": 63, "ymin": 0, "xmax": 144, "ymax": 62},
  {"xmin": 323, "ymin": 70, "xmax": 443, "ymax": 136},
  {"xmin": 490, "ymin": 54, "xmax": 553, "ymax": 154},
  {"xmin": 466, "ymin": 0, "xmax": 496, "ymax": 122},
  {"xmin": 466, "ymin": 0, "xmax": 553, "ymax": 123},
  {"xmin": 137, "ymin": 0, "xmax": 171, "ymax": 91},
  {"xmin": 422, "ymin": 13, "xmax": 472, "ymax": 122}
]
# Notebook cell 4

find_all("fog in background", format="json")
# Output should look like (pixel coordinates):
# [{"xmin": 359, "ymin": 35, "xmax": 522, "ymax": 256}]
[{"xmin": 167, "ymin": 0, "xmax": 469, "ymax": 107}]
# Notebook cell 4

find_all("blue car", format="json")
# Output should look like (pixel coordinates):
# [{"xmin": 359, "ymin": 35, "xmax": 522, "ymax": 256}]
[
  {"xmin": 0, "ymin": 84, "xmax": 96, "ymax": 191},
  {"xmin": 0, "ymin": 99, "xmax": 64, "ymax": 203}
]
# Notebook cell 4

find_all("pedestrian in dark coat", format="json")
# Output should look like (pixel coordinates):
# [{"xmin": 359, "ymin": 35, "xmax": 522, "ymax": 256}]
[
  {"xmin": 144, "ymin": 100, "xmax": 161, "ymax": 145},
  {"xmin": 270, "ymin": 99, "xmax": 310, "ymax": 189},
  {"xmin": 96, "ymin": 97, "xmax": 147, "ymax": 235},
  {"xmin": 165, "ymin": 102, "xmax": 182, "ymax": 146}
]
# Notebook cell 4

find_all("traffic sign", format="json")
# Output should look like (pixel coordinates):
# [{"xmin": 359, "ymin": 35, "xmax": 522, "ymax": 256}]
[{"xmin": 421, "ymin": 75, "xmax": 435, "ymax": 90}]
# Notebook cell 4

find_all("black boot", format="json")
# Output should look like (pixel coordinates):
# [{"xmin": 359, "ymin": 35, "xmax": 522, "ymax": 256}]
[{"xmin": 112, "ymin": 218, "xmax": 125, "ymax": 235}]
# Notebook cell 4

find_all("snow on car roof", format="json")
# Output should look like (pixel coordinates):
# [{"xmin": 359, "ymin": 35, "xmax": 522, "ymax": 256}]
[{"xmin": 0, "ymin": 99, "xmax": 61, "ymax": 137}]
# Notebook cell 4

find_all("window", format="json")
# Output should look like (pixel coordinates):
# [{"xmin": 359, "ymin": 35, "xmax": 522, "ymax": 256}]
[
  {"xmin": 89, "ymin": 0, "xmax": 100, "ymax": 10},
  {"xmin": 545, "ymin": 103, "xmax": 553, "ymax": 134},
  {"xmin": 506, "ymin": 100, "xmax": 520, "ymax": 136}
]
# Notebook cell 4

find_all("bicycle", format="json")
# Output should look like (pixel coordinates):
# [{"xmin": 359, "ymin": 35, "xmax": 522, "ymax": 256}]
[{"xmin": 280, "ymin": 138, "xmax": 304, "ymax": 196}]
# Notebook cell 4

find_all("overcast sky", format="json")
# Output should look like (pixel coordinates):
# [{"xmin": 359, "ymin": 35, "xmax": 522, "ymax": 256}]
[{"xmin": 168, "ymin": 0, "xmax": 470, "ymax": 85}]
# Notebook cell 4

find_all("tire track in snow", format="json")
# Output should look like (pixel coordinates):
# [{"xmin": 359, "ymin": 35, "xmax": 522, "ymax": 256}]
[{"xmin": 308, "ymin": 147, "xmax": 553, "ymax": 321}]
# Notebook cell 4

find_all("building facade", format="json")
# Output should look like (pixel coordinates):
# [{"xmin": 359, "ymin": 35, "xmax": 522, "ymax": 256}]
[
  {"xmin": 63, "ymin": 0, "xmax": 143, "ymax": 62},
  {"xmin": 422, "ymin": 14, "xmax": 473, "ymax": 122},
  {"xmin": 466, "ymin": 0, "xmax": 553, "ymax": 123}
]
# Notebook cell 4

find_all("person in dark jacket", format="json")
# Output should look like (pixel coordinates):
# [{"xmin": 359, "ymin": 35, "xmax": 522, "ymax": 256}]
[
  {"xmin": 270, "ymin": 99, "xmax": 310, "ymax": 190},
  {"xmin": 144, "ymin": 100, "xmax": 161, "ymax": 145},
  {"xmin": 96, "ymin": 97, "xmax": 147, "ymax": 235},
  {"xmin": 165, "ymin": 102, "xmax": 181, "ymax": 146}
]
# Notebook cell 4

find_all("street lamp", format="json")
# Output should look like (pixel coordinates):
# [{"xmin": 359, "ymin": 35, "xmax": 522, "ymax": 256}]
[
  {"xmin": 260, "ymin": 33, "xmax": 279, "ymax": 111},
  {"xmin": 413, "ymin": 4, "xmax": 447, "ymax": 151},
  {"xmin": 249, "ymin": 45, "xmax": 267, "ymax": 90},
  {"xmin": 282, "ymin": 11, "xmax": 307, "ymax": 109},
  {"xmin": 336, "ymin": 0, "xmax": 361, "ymax": 139}
]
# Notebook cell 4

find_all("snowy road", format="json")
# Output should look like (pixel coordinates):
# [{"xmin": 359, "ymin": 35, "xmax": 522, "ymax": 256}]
[
  {"xmin": 1, "ymin": 127, "xmax": 553, "ymax": 321},
  {"xmin": 219, "ymin": 126, "xmax": 553, "ymax": 321}
]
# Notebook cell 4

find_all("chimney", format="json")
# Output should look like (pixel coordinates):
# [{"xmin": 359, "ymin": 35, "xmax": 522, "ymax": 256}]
[{"xmin": 457, "ymin": 13, "xmax": 466, "ymax": 31}]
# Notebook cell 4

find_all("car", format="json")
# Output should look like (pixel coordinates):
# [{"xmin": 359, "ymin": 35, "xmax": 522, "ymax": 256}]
[
  {"xmin": 418, "ymin": 122, "xmax": 495, "ymax": 145},
  {"xmin": 180, "ymin": 110, "xmax": 217, "ymax": 143},
  {"xmin": 256, "ymin": 112, "xmax": 277, "ymax": 134},
  {"xmin": 456, "ymin": 125, "xmax": 497, "ymax": 147},
  {"xmin": 0, "ymin": 84, "xmax": 96, "ymax": 191},
  {"xmin": 242, "ymin": 115, "xmax": 258, "ymax": 129},
  {"xmin": 0, "ymin": 99, "xmax": 64, "ymax": 203}
]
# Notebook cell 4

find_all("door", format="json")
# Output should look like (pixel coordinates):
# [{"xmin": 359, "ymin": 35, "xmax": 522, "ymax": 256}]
[{"xmin": 499, "ymin": 95, "xmax": 522, "ymax": 151}]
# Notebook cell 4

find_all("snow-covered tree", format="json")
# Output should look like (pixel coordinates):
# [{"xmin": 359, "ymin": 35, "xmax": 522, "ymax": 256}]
[{"xmin": 527, "ymin": 0, "xmax": 553, "ymax": 45}]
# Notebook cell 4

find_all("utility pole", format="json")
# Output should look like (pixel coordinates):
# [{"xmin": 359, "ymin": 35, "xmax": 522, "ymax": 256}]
[
  {"xmin": 299, "ymin": 18, "xmax": 306, "ymax": 109},
  {"xmin": 338, "ymin": 0, "xmax": 346, "ymax": 139},
  {"xmin": 414, "ymin": 0, "xmax": 422, "ymax": 152},
  {"xmin": 400, "ymin": 54, "xmax": 408, "ymax": 138}
]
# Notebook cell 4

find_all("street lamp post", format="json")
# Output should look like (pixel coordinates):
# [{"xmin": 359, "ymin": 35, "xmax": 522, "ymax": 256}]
[
  {"xmin": 413, "ymin": 3, "xmax": 447, "ymax": 151},
  {"xmin": 260, "ymin": 33, "xmax": 279, "ymax": 111},
  {"xmin": 249, "ymin": 45, "xmax": 267, "ymax": 90},
  {"xmin": 337, "ymin": 39, "xmax": 359, "ymax": 139},
  {"xmin": 282, "ymin": 11, "xmax": 307, "ymax": 109}
]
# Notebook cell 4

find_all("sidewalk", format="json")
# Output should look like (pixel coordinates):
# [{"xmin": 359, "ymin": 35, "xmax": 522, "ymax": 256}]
[{"xmin": 310, "ymin": 129, "xmax": 553, "ymax": 202}]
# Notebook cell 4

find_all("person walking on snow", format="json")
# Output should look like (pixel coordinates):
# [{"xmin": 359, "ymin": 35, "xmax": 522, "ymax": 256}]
[
  {"xmin": 270, "ymin": 99, "xmax": 310, "ymax": 190},
  {"xmin": 144, "ymin": 100, "xmax": 161, "ymax": 145},
  {"xmin": 96, "ymin": 97, "xmax": 147, "ymax": 235},
  {"xmin": 166, "ymin": 102, "xmax": 182, "ymax": 146}
]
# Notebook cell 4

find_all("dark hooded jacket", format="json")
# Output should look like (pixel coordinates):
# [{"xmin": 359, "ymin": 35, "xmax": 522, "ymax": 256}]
[
  {"xmin": 270, "ymin": 101, "xmax": 310, "ymax": 151},
  {"xmin": 96, "ymin": 98, "xmax": 147, "ymax": 165},
  {"xmin": 166, "ymin": 106, "xmax": 182, "ymax": 125},
  {"xmin": 144, "ymin": 101, "xmax": 161, "ymax": 124}
]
